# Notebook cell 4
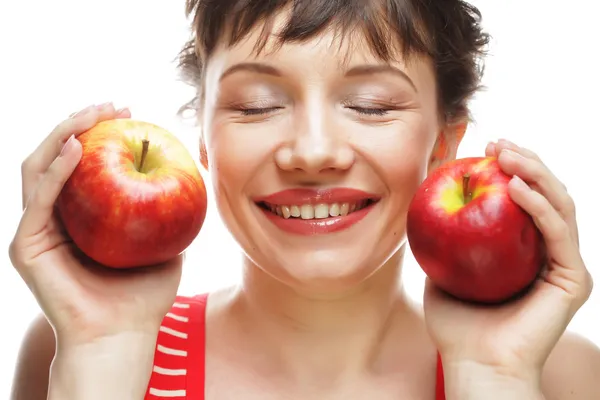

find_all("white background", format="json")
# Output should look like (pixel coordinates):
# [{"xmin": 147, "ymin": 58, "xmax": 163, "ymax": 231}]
[{"xmin": 1, "ymin": 1, "xmax": 598, "ymax": 397}]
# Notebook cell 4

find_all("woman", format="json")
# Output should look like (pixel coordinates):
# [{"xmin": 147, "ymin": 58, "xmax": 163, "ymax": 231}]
[{"xmin": 8, "ymin": 1, "xmax": 599, "ymax": 399}]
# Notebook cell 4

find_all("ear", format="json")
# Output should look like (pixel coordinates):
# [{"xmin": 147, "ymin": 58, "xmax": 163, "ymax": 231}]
[
  {"xmin": 197, "ymin": 102, "xmax": 209, "ymax": 170},
  {"xmin": 427, "ymin": 121, "xmax": 467, "ymax": 175},
  {"xmin": 199, "ymin": 135, "xmax": 209, "ymax": 170}
]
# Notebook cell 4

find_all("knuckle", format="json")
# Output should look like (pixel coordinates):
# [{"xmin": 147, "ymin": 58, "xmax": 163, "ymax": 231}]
[
  {"xmin": 8, "ymin": 239, "xmax": 35, "ymax": 284},
  {"xmin": 562, "ymin": 195, "xmax": 576, "ymax": 216},
  {"xmin": 20, "ymin": 156, "xmax": 38, "ymax": 175},
  {"xmin": 575, "ymin": 273, "xmax": 594, "ymax": 306},
  {"xmin": 8, "ymin": 239, "xmax": 18, "ymax": 265},
  {"xmin": 8, "ymin": 238, "xmax": 25, "ymax": 270},
  {"xmin": 585, "ymin": 271, "xmax": 594, "ymax": 297}
]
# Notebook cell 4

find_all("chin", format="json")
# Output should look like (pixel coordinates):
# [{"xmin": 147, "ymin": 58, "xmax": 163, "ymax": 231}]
[
  {"xmin": 248, "ymin": 208, "xmax": 405, "ymax": 294},
  {"xmin": 264, "ymin": 246, "xmax": 386, "ymax": 293}
]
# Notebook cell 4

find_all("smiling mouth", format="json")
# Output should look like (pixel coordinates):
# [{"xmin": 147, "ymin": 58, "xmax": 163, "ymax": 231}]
[{"xmin": 256, "ymin": 199, "xmax": 379, "ymax": 220}]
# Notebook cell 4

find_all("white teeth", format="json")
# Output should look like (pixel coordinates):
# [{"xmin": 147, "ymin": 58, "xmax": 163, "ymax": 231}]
[
  {"xmin": 266, "ymin": 200, "xmax": 374, "ymax": 219},
  {"xmin": 340, "ymin": 203, "xmax": 350, "ymax": 216},
  {"xmin": 314, "ymin": 204, "xmax": 329, "ymax": 219},
  {"xmin": 300, "ymin": 204, "xmax": 314, "ymax": 219},
  {"xmin": 290, "ymin": 205, "xmax": 301, "ymax": 217},
  {"xmin": 329, "ymin": 203, "xmax": 340, "ymax": 217}
]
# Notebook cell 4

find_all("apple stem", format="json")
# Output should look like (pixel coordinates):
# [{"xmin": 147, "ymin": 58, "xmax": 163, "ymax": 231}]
[
  {"xmin": 462, "ymin": 173, "xmax": 472, "ymax": 203},
  {"xmin": 139, "ymin": 139, "xmax": 150, "ymax": 172}
]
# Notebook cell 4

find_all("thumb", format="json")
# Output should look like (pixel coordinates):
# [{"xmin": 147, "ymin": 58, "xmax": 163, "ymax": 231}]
[{"xmin": 18, "ymin": 135, "xmax": 82, "ymax": 238}]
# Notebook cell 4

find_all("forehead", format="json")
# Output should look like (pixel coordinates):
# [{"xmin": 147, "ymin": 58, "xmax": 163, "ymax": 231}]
[{"xmin": 203, "ymin": 13, "xmax": 436, "ymax": 95}]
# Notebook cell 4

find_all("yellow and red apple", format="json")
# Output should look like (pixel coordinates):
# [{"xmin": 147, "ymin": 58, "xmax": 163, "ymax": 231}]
[
  {"xmin": 57, "ymin": 119, "xmax": 208, "ymax": 269},
  {"xmin": 406, "ymin": 157, "xmax": 546, "ymax": 304}
]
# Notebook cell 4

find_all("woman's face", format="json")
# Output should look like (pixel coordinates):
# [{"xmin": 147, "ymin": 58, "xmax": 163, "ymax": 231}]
[{"xmin": 201, "ymin": 20, "xmax": 456, "ymax": 293}]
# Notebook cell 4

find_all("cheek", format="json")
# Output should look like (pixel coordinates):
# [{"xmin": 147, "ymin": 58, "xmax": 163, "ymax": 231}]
[
  {"xmin": 206, "ymin": 120, "xmax": 284, "ymax": 245},
  {"xmin": 208, "ymin": 121, "xmax": 276, "ymax": 193},
  {"xmin": 386, "ymin": 139, "xmax": 430, "ymax": 196},
  {"xmin": 358, "ymin": 118, "xmax": 435, "ymax": 200},
  {"xmin": 204, "ymin": 122, "xmax": 274, "ymax": 250}
]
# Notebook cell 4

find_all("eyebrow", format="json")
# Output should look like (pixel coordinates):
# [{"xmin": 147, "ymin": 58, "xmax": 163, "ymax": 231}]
[
  {"xmin": 219, "ymin": 62, "xmax": 417, "ymax": 91},
  {"xmin": 219, "ymin": 63, "xmax": 282, "ymax": 82},
  {"xmin": 345, "ymin": 65, "xmax": 417, "ymax": 92}
]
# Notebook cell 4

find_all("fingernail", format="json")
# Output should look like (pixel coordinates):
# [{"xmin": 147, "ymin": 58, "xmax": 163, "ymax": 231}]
[
  {"xmin": 60, "ymin": 134, "xmax": 75, "ymax": 157},
  {"xmin": 510, "ymin": 175, "xmax": 530, "ymax": 190},
  {"xmin": 97, "ymin": 102, "xmax": 113, "ymax": 110},
  {"xmin": 70, "ymin": 104, "xmax": 95, "ymax": 118},
  {"xmin": 499, "ymin": 138, "xmax": 520, "ymax": 149}
]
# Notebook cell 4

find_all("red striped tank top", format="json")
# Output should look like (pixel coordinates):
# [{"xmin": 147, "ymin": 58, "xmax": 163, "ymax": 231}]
[{"xmin": 145, "ymin": 294, "xmax": 446, "ymax": 399}]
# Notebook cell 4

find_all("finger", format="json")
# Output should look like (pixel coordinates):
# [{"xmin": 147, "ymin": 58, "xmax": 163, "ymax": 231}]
[
  {"xmin": 498, "ymin": 149, "xmax": 578, "ymax": 244},
  {"xmin": 17, "ymin": 135, "xmax": 83, "ymax": 238},
  {"xmin": 496, "ymin": 140, "xmax": 579, "ymax": 245},
  {"xmin": 28, "ymin": 102, "xmax": 113, "ymax": 171},
  {"xmin": 68, "ymin": 105, "xmax": 131, "ymax": 119},
  {"xmin": 68, "ymin": 103, "xmax": 98, "ymax": 119},
  {"xmin": 495, "ymin": 139, "xmax": 543, "ymax": 163},
  {"xmin": 21, "ymin": 103, "xmax": 126, "ymax": 208},
  {"xmin": 484, "ymin": 141, "xmax": 497, "ymax": 157},
  {"xmin": 21, "ymin": 105, "xmax": 97, "ymax": 208},
  {"xmin": 114, "ymin": 107, "xmax": 132, "ymax": 119},
  {"xmin": 507, "ymin": 176, "xmax": 586, "ymax": 292}
]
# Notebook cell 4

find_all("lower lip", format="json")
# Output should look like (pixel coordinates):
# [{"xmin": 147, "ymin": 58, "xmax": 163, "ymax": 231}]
[{"xmin": 258, "ymin": 203, "xmax": 376, "ymax": 235}]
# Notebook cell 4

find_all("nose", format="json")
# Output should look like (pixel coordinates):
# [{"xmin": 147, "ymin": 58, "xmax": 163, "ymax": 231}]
[{"xmin": 274, "ymin": 113, "xmax": 354, "ymax": 174}]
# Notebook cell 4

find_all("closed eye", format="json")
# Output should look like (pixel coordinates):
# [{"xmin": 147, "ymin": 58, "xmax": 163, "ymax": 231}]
[
  {"xmin": 346, "ymin": 107, "xmax": 390, "ymax": 116},
  {"xmin": 237, "ymin": 107, "xmax": 284, "ymax": 116}
]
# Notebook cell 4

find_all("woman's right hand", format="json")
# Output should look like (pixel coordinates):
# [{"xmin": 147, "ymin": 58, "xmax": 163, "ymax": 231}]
[{"xmin": 9, "ymin": 103, "xmax": 183, "ymax": 349}]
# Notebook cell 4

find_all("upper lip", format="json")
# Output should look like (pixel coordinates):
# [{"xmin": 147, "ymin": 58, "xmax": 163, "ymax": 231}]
[{"xmin": 254, "ymin": 188, "xmax": 381, "ymax": 206}]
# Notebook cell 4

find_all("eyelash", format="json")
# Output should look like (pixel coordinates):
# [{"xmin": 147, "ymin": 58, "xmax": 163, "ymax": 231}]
[
  {"xmin": 236, "ymin": 106, "xmax": 390, "ymax": 116},
  {"xmin": 347, "ymin": 107, "xmax": 390, "ymax": 116},
  {"xmin": 238, "ymin": 107, "xmax": 283, "ymax": 116}
]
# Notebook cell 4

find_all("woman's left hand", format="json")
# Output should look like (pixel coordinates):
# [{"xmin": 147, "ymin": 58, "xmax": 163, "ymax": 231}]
[{"xmin": 423, "ymin": 139, "xmax": 593, "ymax": 393}]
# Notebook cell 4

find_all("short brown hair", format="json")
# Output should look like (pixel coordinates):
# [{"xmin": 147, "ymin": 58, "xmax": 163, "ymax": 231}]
[{"xmin": 177, "ymin": 0, "xmax": 490, "ymax": 122}]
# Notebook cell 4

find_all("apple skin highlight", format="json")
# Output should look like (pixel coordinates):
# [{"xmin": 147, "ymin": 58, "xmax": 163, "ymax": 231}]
[
  {"xmin": 57, "ymin": 119, "xmax": 208, "ymax": 269},
  {"xmin": 406, "ymin": 157, "xmax": 546, "ymax": 304}
]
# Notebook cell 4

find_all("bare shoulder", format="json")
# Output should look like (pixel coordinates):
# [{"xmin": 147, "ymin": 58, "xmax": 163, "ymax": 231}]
[
  {"xmin": 542, "ymin": 330, "xmax": 600, "ymax": 399},
  {"xmin": 10, "ymin": 313, "xmax": 56, "ymax": 400}
]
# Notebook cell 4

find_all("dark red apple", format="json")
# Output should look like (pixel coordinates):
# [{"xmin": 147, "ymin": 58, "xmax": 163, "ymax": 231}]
[{"xmin": 406, "ymin": 157, "xmax": 546, "ymax": 303}]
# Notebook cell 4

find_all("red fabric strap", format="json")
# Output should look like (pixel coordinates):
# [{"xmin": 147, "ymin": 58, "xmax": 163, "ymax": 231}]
[{"xmin": 147, "ymin": 294, "xmax": 446, "ymax": 399}]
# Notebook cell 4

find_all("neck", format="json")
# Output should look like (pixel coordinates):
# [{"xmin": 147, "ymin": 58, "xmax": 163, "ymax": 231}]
[{"xmin": 233, "ymin": 246, "xmax": 418, "ymax": 385}]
